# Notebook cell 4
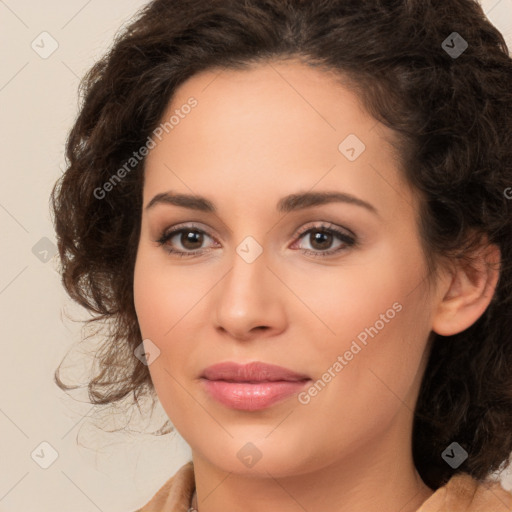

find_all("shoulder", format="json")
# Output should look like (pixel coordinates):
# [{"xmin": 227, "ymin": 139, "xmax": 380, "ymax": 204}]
[
  {"xmin": 417, "ymin": 472, "xmax": 512, "ymax": 512},
  {"xmin": 132, "ymin": 460, "xmax": 195, "ymax": 512}
]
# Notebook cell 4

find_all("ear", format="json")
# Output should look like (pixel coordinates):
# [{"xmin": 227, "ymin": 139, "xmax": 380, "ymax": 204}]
[{"xmin": 431, "ymin": 238, "xmax": 501, "ymax": 336}]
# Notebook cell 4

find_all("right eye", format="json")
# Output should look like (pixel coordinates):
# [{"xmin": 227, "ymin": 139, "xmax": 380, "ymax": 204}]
[{"xmin": 156, "ymin": 224, "xmax": 219, "ymax": 258}]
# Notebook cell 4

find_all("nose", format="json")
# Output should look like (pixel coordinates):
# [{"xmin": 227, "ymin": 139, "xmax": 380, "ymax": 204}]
[{"xmin": 213, "ymin": 244, "xmax": 287, "ymax": 342}]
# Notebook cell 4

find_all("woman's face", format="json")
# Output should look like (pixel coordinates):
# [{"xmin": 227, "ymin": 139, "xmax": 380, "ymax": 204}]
[{"xmin": 133, "ymin": 59, "xmax": 442, "ymax": 477}]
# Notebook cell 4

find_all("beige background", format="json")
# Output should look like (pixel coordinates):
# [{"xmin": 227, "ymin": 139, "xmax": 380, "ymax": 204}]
[{"xmin": 1, "ymin": 1, "xmax": 511, "ymax": 510}]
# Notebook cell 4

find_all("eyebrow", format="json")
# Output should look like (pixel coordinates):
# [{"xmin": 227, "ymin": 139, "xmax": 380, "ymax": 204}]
[{"xmin": 145, "ymin": 190, "xmax": 379, "ymax": 216}]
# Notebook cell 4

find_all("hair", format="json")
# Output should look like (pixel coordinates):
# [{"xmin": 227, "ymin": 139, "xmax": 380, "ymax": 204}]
[{"xmin": 50, "ymin": 0, "xmax": 512, "ymax": 490}]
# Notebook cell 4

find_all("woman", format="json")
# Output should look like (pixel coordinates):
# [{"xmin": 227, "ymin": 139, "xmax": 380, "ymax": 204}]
[{"xmin": 51, "ymin": 0, "xmax": 512, "ymax": 510}]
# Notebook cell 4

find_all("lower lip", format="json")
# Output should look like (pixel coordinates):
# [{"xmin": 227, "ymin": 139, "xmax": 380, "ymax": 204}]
[{"xmin": 201, "ymin": 378, "xmax": 311, "ymax": 411}]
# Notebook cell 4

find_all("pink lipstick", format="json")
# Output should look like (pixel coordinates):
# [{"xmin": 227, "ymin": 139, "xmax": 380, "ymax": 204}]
[{"xmin": 200, "ymin": 361, "xmax": 311, "ymax": 411}]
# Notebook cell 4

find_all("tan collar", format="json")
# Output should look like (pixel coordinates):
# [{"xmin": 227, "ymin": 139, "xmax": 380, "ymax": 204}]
[{"xmin": 417, "ymin": 472, "xmax": 512, "ymax": 512}]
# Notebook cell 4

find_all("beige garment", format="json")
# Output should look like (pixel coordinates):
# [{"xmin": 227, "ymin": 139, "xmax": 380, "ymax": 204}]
[{"xmin": 134, "ymin": 461, "xmax": 512, "ymax": 512}]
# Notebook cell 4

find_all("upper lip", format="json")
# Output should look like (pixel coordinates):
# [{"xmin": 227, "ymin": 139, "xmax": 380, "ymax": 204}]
[{"xmin": 201, "ymin": 361, "xmax": 311, "ymax": 382}]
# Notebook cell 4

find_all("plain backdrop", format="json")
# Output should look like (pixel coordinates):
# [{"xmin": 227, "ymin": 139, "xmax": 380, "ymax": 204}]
[{"xmin": 1, "ymin": 1, "xmax": 512, "ymax": 510}]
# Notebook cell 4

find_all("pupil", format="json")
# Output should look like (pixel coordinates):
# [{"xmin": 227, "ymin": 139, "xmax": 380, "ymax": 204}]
[
  {"xmin": 312, "ymin": 231, "xmax": 331, "ymax": 250},
  {"xmin": 182, "ymin": 231, "xmax": 202, "ymax": 249}
]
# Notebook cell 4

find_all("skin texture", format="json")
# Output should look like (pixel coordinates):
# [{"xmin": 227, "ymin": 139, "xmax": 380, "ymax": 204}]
[{"xmin": 133, "ymin": 59, "xmax": 501, "ymax": 512}]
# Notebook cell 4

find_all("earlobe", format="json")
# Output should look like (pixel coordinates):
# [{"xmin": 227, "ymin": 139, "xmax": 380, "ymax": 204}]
[{"xmin": 431, "ymin": 241, "xmax": 501, "ymax": 337}]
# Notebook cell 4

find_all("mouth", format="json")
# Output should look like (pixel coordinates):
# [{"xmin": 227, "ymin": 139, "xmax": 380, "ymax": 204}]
[{"xmin": 200, "ymin": 361, "xmax": 312, "ymax": 411}]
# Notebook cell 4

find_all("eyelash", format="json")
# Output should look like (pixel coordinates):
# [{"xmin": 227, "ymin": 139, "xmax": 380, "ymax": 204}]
[{"xmin": 155, "ymin": 222, "xmax": 357, "ymax": 259}]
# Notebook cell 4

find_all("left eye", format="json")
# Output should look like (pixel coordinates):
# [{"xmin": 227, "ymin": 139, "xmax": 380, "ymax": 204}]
[
  {"xmin": 156, "ymin": 223, "xmax": 356, "ymax": 258},
  {"xmin": 293, "ymin": 226, "xmax": 355, "ymax": 255}
]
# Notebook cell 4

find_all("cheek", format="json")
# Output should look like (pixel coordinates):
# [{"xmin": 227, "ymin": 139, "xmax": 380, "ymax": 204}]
[
  {"xmin": 133, "ymin": 244, "xmax": 204, "ymax": 337},
  {"xmin": 133, "ymin": 248, "xmax": 186, "ymax": 400},
  {"xmin": 299, "ymin": 242, "xmax": 430, "ymax": 392},
  {"xmin": 292, "ymin": 255, "xmax": 414, "ymax": 349},
  {"xmin": 133, "ymin": 245, "xmax": 212, "ymax": 387},
  {"xmin": 133, "ymin": 250, "xmax": 196, "ymax": 422},
  {"xmin": 133, "ymin": 259, "xmax": 168, "ymax": 338}
]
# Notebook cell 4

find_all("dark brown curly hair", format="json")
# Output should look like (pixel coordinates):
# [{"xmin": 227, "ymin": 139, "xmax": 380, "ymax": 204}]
[{"xmin": 50, "ymin": 0, "xmax": 512, "ymax": 490}]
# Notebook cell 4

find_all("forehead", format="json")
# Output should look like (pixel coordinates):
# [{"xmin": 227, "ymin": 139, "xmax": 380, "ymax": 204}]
[{"xmin": 142, "ymin": 59, "xmax": 415, "ymax": 219}]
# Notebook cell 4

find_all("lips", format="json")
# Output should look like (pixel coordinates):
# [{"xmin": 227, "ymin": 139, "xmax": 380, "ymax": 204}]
[
  {"xmin": 201, "ymin": 361, "xmax": 310, "ymax": 383},
  {"xmin": 200, "ymin": 361, "xmax": 311, "ymax": 411}
]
